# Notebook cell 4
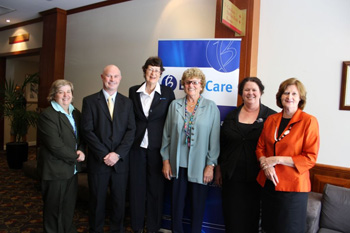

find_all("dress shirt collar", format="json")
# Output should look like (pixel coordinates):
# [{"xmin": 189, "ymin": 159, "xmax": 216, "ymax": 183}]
[
  {"xmin": 51, "ymin": 101, "xmax": 74, "ymax": 115},
  {"xmin": 102, "ymin": 89, "xmax": 117, "ymax": 102},
  {"xmin": 136, "ymin": 82, "xmax": 161, "ymax": 95}
]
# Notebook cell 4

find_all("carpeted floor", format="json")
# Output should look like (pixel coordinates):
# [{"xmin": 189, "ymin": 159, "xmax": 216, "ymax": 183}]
[{"xmin": 0, "ymin": 147, "xmax": 133, "ymax": 233}]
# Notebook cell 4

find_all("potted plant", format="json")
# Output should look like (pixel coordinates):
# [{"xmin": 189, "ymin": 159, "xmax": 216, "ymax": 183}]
[{"xmin": 0, "ymin": 73, "xmax": 39, "ymax": 169}]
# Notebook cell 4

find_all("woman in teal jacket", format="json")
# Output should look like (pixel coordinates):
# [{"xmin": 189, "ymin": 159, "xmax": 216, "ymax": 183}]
[{"xmin": 161, "ymin": 68, "xmax": 220, "ymax": 233}]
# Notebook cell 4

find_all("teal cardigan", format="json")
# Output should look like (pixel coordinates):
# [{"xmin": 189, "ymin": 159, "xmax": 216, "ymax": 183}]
[{"xmin": 160, "ymin": 97, "xmax": 220, "ymax": 184}]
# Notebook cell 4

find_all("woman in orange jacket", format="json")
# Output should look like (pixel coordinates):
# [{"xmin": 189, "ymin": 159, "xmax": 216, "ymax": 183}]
[{"xmin": 256, "ymin": 78, "xmax": 320, "ymax": 233}]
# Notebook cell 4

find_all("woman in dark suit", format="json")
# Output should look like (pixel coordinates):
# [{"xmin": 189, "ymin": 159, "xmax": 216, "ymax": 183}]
[
  {"xmin": 128, "ymin": 56, "xmax": 175, "ymax": 233},
  {"xmin": 37, "ymin": 79, "xmax": 85, "ymax": 233},
  {"xmin": 216, "ymin": 77, "xmax": 275, "ymax": 232}
]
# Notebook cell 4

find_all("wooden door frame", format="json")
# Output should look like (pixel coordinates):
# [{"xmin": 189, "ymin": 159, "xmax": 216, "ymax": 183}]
[{"xmin": 0, "ymin": 49, "xmax": 41, "ymax": 149}]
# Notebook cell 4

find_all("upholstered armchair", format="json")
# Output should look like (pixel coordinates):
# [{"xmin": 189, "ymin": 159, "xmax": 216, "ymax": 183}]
[{"xmin": 306, "ymin": 184, "xmax": 350, "ymax": 233}]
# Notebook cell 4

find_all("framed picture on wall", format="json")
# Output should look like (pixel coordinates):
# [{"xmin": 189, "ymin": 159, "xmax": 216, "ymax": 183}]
[
  {"xmin": 25, "ymin": 74, "xmax": 38, "ymax": 103},
  {"xmin": 339, "ymin": 61, "xmax": 350, "ymax": 110}
]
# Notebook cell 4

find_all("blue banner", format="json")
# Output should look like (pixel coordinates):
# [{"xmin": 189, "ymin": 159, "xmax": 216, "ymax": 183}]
[
  {"xmin": 159, "ymin": 39, "xmax": 240, "ymax": 121},
  {"xmin": 159, "ymin": 40, "xmax": 240, "ymax": 72}
]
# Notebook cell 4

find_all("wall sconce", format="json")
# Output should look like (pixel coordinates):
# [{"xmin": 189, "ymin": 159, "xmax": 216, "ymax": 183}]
[{"xmin": 9, "ymin": 33, "xmax": 30, "ymax": 44}]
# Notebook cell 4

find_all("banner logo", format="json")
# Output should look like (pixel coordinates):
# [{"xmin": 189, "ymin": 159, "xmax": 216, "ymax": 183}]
[
  {"xmin": 206, "ymin": 40, "xmax": 239, "ymax": 73},
  {"xmin": 161, "ymin": 75, "xmax": 178, "ymax": 91}
]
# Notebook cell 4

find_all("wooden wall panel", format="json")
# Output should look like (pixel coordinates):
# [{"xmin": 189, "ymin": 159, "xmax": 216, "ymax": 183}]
[
  {"xmin": 39, "ymin": 8, "xmax": 67, "ymax": 109},
  {"xmin": 310, "ymin": 163, "xmax": 350, "ymax": 193}
]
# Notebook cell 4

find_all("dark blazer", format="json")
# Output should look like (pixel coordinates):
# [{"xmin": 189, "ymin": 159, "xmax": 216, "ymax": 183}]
[
  {"xmin": 219, "ymin": 104, "xmax": 276, "ymax": 181},
  {"xmin": 81, "ymin": 90, "xmax": 136, "ymax": 174},
  {"xmin": 37, "ymin": 105, "xmax": 85, "ymax": 180},
  {"xmin": 129, "ymin": 83, "xmax": 175, "ymax": 150}
]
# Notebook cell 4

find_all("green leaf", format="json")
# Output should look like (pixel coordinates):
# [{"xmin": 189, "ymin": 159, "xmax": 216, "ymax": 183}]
[{"xmin": 0, "ymin": 72, "xmax": 40, "ymax": 142}]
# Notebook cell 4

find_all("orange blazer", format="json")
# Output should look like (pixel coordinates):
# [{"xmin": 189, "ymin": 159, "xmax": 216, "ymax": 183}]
[{"xmin": 256, "ymin": 109, "xmax": 320, "ymax": 192}]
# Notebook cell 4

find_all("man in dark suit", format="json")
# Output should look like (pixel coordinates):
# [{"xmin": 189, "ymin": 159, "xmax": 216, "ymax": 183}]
[
  {"xmin": 128, "ymin": 56, "xmax": 175, "ymax": 233},
  {"xmin": 81, "ymin": 65, "xmax": 136, "ymax": 233}
]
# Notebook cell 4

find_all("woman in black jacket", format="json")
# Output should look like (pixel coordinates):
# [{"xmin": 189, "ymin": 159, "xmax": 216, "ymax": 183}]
[
  {"xmin": 37, "ymin": 79, "xmax": 85, "ymax": 233},
  {"xmin": 215, "ymin": 77, "xmax": 276, "ymax": 233},
  {"xmin": 128, "ymin": 57, "xmax": 175, "ymax": 233}
]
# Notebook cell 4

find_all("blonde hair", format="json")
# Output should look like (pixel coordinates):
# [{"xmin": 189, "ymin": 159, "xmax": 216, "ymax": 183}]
[
  {"xmin": 47, "ymin": 79, "xmax": 74, "ymax": 102},
  {"xmin": 181, "ymin": 68, "xmax": 206, "ymax": 94}
]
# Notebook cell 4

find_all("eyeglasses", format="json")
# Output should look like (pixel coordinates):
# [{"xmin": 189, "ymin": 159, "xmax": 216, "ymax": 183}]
[
  {"xmin": 146, "ymin": 68, "xmax": 161, "ymax": 74},
  {"xmin": 185, "ymin": 80, "xmax": 201, "ymax": 85}
]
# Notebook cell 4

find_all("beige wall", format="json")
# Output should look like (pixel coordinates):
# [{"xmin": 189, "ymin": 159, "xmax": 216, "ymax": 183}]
[
  {"xmin": 65, "ymin": 0, "xmax": 217, "ymax": 110},
  {"xmin": 257, "ymin": 0, "xmax": 350, "ymax": 167}
]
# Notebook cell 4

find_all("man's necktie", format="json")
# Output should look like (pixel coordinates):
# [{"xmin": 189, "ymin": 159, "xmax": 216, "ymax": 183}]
[{"xmin": 107, "ymin": 96, "xmax": 114, "ymax": 118}]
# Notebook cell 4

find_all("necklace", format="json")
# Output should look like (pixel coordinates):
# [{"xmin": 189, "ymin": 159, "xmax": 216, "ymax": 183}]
[
  {"xmin": 274, "ymin": 124, "xmax": 293, "ymax": 142},
  {"xmin": 273, "ymin": 119, "xmax": 294, "ymax": 156},
  {"xmin": 184, "ymin": 96, "xmax": 201, "ymax": 148}
]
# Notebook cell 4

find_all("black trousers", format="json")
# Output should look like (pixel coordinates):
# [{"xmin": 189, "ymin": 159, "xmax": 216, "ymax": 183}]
[
  {"xmin": 129, "ymin": 147, "xmax": 165, "ymax": 232},
  {"xmin": 261, "ymin": 180, "xmax": 308, "ymax": 233},
  {"xmin": 172, "ymin": 167, "xmax": 209, "ymax": 233},
  {"xmin": 222, "ymin": 178, "xmax": 261, "ymax": 233},
  {"xmin": 41, "ymin": 175, "xmax": 78, "ymax": 233},
  {"xmin": 88, "ymin": 171, "xmax": 128, "ymax": 233}
]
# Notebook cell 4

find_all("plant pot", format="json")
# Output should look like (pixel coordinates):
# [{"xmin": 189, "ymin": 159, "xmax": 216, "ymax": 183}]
[{"xmin": 6, "ymin": 142, "xmax": 29, "ymax": 169}]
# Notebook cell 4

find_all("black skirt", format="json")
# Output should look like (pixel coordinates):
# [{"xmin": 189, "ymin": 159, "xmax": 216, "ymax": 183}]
[
  {"xmin": 261, "ymin": 180, "xmax": 308, "ymax": 233},
  {"xmin": 222, "ymin": 178, "xmax": 261, "ymax": 233}
]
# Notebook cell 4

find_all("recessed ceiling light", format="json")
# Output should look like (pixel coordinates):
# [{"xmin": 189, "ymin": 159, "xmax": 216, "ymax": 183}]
[{"xmin": 6, "ymin": 19, "xmax": 10, "ymax": 23}]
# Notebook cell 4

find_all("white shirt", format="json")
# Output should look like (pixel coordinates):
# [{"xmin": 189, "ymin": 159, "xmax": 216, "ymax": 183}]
[{"xmin": 136, "ymin": 82, "xmax": 161, "ymax": 148}]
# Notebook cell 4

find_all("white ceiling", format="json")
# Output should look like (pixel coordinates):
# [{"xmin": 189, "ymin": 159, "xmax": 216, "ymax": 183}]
[{"xmin": 0, "ymin": 0, "xmax": 106, "ymax": 28}]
